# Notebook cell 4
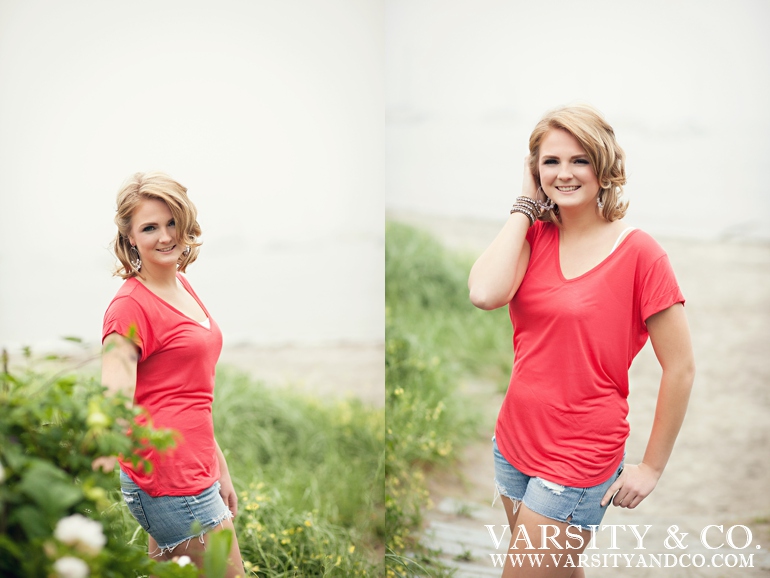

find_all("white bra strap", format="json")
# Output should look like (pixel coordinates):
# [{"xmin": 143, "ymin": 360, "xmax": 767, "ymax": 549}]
[{"xmin": 610, "ymin": 227, "xmax": 636, "ymax": 254}]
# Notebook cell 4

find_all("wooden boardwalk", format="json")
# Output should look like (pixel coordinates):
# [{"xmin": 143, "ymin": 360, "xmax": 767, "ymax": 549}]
[{"xmin": 423, "ymin": 496, "xmax": 770, "ymax": 577}]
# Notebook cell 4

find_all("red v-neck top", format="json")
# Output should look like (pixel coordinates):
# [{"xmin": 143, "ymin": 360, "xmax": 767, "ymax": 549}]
[
  {"xmin": 102, "ymin": 273, "xmax": 222, "ymax": 497},
  {"xmin": 494, "ymin": 221, "xmax": 684, "ymax": 486}
]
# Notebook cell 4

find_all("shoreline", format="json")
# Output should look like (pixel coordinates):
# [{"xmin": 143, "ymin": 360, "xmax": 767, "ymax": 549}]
[{"xmin": 3, "ymin": 340, "xmax": 385, "ymax": 408}]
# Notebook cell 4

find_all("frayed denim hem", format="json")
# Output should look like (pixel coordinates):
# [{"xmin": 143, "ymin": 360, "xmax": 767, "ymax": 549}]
[
  {"xmin": 150, "ymin": 509, "xmax": 234, "ymax": 557},
  {"xmin": 492, "ymin": 478, "xmax": 522, "ymax": 514}
]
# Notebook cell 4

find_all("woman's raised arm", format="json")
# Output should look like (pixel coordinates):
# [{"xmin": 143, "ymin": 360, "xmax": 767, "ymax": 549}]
[{"xmin": 468, "ymin": 157, "xmax": 537, "ymax": 310}]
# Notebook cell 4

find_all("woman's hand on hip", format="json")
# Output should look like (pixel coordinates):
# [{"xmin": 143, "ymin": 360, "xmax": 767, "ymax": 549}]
[
  {"xmin": 601, "ymin": 462, "xmax": 660, "ymax": 509},
  {"xmin": 219, "ymin": 474, "xmax": 238, "ymax": 517}
]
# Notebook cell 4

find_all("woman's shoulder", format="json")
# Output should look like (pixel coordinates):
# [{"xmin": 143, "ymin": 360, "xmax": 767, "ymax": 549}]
[
  {"xmin": 106, "ymin": 278, "xmax": 152, "ymax": 316},
  {"xmin": 623, "ymin": 226, "xmax": 668, "ymax": 256},
  {"xmin": 618, "ymin": 226, "xmax": 675, "ymax": 277},
  {"xmin": 110, "ymin": 277, "xmax": 143, "ymax": 302}
]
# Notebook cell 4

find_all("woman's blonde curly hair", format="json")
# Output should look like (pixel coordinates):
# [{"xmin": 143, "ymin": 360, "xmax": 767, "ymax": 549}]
[
  {"xmin": 528, "ymin": 104, "xmax": 628, "ymax": 224},
  {"xmin": 112, "ymin": 172, "xmax": 202, "ymax": 279}
]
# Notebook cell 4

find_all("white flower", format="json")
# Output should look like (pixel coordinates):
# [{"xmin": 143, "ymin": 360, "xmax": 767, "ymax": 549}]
[
  {"xmin": 53, "ymin": 556, "xmax": 89, "ymax": 578},
  {"xmin": 54, "ymin": 514, "xmax": 106, "ymax": 555},
  {"xmin": 174, "ymin": 555, "xmax": 192, "ymax": 566}
]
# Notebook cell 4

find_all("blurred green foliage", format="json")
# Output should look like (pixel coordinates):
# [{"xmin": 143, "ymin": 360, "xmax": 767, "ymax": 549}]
[
  {"xmin": 213, "ymin": 369, "xmax": 385, "ymax": 577},
  {"xmin": 0, "ymin": 349, "xmax": 384, "ymax": 577},
  {"xmin": 385, "ymin": 222, "xmax": 511, "ymax": 576},
  {"xmin": 0, "ymin": 350, "xmax": 202, "ymax": 577}
]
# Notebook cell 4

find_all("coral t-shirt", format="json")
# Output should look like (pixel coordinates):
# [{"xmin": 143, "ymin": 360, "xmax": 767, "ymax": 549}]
[
  {"xmin": 102, "ymin": 273, "xmax": 222, "ymax": 497},
  {"xmin": 494, "ymin": 221, "xmax": 685, "ymax": 487}
]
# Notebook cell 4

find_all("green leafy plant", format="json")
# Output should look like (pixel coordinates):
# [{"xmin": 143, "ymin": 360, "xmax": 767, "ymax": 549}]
[{"xmin": 0, "ymin": 350, "xmax": 224, "ymax": 577}]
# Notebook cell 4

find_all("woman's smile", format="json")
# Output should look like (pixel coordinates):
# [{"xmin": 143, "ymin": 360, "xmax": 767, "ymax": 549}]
[
  {"xmin": 128, "ymin": 198, "xmax": 183, "ymax": 270},
  {"xmin": 538, "ymin": 128, "xmax": 600, "ymax": 209}
]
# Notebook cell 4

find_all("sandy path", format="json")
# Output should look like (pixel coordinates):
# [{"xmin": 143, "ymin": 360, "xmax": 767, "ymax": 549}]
[
  {"xmin": 390, "ymin": 211, "xmax": 770, "ymax": 577},
  {"xmin": 218, "ymin": 342, "xmax": 384, "ymax": 407}
]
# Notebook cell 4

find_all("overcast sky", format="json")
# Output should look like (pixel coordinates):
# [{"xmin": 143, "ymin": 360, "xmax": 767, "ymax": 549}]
[
  {"xmin": 2, "ymin": 0, "xmax": 768, "ymax": 351},
  {"xmin": 385, "ymin": 0, "xmax": 770, "ymax": 240},
  {"xmin": 0, "ymin": 0, "xmax": 384, "ymax": 349}
]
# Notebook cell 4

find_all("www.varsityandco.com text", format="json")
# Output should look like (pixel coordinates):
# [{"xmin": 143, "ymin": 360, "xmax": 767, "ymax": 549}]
[{"xmin": 484, "ymin": 524, "xmax": 762, "ymax": 570}]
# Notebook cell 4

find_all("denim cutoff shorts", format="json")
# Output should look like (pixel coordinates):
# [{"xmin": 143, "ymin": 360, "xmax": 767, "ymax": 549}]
[
  {"xmin": 120, "ymin": 469, "xmax": 233, "ymax": 555},
  {"xmin": 492, "ymin": 437, "xmax": 624, "ymax": 530}
]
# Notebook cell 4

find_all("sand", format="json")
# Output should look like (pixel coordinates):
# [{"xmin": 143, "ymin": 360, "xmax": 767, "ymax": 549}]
[
  {"xmin": 217, "ymin": 341, "xmax": 384, "ymax": 407},
  {"xmin": 389, "ymin": 211, "xmax": 770, "ymax": 576}
]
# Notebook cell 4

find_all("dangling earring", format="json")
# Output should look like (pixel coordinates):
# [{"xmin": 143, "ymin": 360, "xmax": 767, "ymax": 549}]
[
  {"xmin": 129, "ymin": 246, "xmax": 142, "ymax": 272},
  {"xmin": 596, "ymin": 193, "xmax": 605, "ymax": 210},
  {"xmin": 182, "ymin": 245, "xmax": 191, "ymax": 257},
  {"xmin": 536, "ymin": 186, "xmax": 555, "ymax": 212}
]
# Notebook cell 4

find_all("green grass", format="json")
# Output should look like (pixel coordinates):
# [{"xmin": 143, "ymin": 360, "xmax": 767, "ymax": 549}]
[
  {"xmin": 385, "ymin": 222, "xmax": 512, "ymax": 380},
  {"xmin": 385, "ymin": 221, "xmax": 512, "ymax": 576},
  {"xmin": 212, "ymin": 369, "xmax": 384, "ymax": 576}
]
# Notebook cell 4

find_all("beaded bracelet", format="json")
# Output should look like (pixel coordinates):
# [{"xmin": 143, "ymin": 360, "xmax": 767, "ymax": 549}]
[
  {"xmin": 515, "ymin": 196, "xmax": 539, "ymax": 210},
  {"xmin": 510, "ymin": 205, "xmax": 535, "ymax": 226}
]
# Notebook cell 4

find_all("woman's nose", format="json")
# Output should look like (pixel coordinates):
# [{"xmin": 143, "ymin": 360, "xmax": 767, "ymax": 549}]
[
  {"xmin": 557, "ymin": 166, "xmax": 573, "ymax": 181},
  {"xmin": 159, "ymin": 227, "xmax": 173, "ymax": 242}
]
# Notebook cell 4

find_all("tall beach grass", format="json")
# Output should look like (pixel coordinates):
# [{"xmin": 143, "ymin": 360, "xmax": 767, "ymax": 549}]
[
  {"xmin": 385, "ymin": 221, "xmax": 511, "ymax": 576},
  {"xmin": 213, "ymin": 369, "xmax": 384, "ymax": 576}
]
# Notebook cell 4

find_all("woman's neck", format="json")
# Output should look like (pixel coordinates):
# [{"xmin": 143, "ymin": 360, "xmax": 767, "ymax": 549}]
[
  {"xmin": 137, "ymin": 265, "xmax": 178, "ymax": 290},
  {"xmin": 557, "ymin": 205, "xmax": 607, "ymax": 237}
]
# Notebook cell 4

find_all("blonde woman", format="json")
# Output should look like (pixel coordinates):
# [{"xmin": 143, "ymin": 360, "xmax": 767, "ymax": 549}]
[
  {"xmin": 469, "ymin": 105, "xmax": 695, "ymax": 577},
  {"xmin": 97, "ymin": 172, "xmax": 245, "ymax": 575}
]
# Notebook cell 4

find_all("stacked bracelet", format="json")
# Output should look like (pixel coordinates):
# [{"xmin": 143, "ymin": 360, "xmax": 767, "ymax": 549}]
[
  {"xmin": 510, "ymin": 196, "xmax": 540, "ymax": 226},
  {"xmin": 516, "ymin": 196, "xmax": 539, "ymax": 213},
  {"xmin": 510, "ymin": 205, "xmax": 535, "ymax": 226}
]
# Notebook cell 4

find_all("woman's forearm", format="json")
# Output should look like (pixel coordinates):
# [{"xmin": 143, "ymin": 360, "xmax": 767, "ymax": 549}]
[
  {"xmin": 469, "ymin": 156, "xmax": 540, "ymax": 310},
  {"xmin": 642, "ymin": 303, "xmax": 696, "ymax": 476},
  {"xmin": 468, "ymin": 212, "xmax": 531, "ymax": 310},
  {"xmin": 215, "ymin": 439, "xmax": 231, "ymax": 479},
  {"xmin": 641, "ymin": 365, "xmax": 695, "ymax": 476}
]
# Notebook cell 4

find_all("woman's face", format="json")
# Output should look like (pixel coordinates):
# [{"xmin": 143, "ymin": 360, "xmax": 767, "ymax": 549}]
[
  {"xmin": 128, "ymin": 198, "xmax": 184, "ymax": 271},
  {"xmin": 537, "ymin": 128, "xmax": 600, "ymax": 210}
]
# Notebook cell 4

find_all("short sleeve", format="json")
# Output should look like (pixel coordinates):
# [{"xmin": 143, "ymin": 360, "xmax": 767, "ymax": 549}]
[
  {"xmin": 102, "ymin": 296, "xmax": 155, "ymax": 362},
  {"xmin": 639, "ymin": 254, "xmax": 685, "ymax": 324},
  {"xmin": 525, "ymin": 220, "xmax": 548, "ymax": 249}
]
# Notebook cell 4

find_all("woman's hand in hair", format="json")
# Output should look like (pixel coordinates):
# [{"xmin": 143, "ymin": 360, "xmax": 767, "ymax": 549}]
[{"xmin": 522, "ymin": 155, "xmax": 539, "ymax": 200}]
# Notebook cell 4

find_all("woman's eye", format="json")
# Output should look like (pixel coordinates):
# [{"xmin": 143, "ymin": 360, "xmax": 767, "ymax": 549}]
[
  {"xmin": 575, "ymin": 159, "xmax": 590, "ymax": 165},
  {"xmin": 142, "ymin": 225, "xmax": 155, "ymax": 232},
  {"xmin": 168, "ymin": 220, "xmax": 176, "ymax": 227},
  {"xmin": 543, "ymin": 159, "xmax": 558, "ymax": 165}
]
